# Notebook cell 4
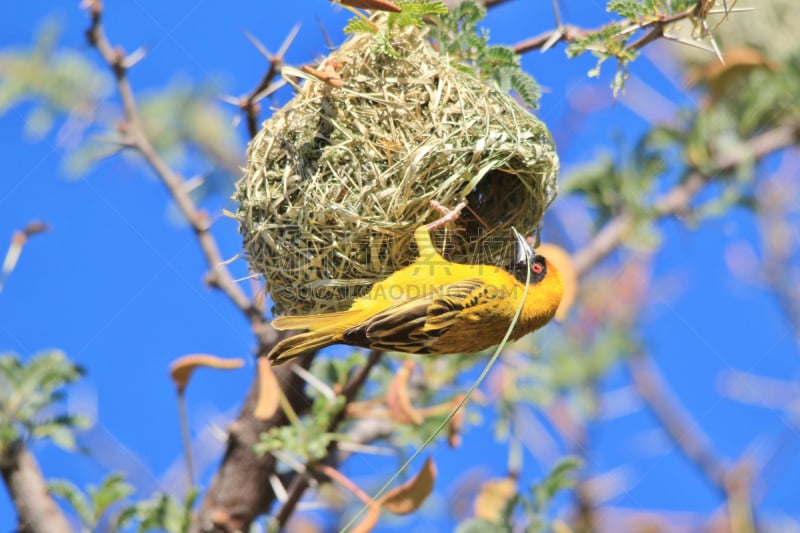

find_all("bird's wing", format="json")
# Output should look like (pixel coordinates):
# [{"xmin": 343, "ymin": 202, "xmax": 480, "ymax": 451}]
[{"xmin": 341, "ymin": 278, "xmax": 495, "ymax": 353}]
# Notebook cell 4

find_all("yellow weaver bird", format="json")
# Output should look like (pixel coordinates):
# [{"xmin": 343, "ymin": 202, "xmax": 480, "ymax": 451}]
[{"xmin": 268, "ymin": 225, "xmax": 564, "ymax": 364}]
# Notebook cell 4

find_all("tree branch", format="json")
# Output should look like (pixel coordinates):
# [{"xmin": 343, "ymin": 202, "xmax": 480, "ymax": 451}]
[
  {"xmin": 511, "ymin": 0, "xmax": 716, "ymax": 56},
  {"xmin": 235, "ymin": 27, "xmax": 299, "ymax": 140},
  {"xmin": 567, "ymin": 123, "xmax": 798, "ymax": 527},
  {"xmin": 512, "ymin": 25, "xmax": 588, "ymax": 54},
  {"xmin": 82, "ymin": 4, "xmax": 316, "ymax": 532},
  {"xmin": 191, "ymin": 361, "xmax": 312, "ymax": 533},
  {"xmin": 626, "ymin": 354, "xmax": 730, "ymax": 493},
  {"xmin": 271, "ymin": 349, "xmax": 384, "ymax": 531},
  {"xmin": 83, "ymin": 0, "xmax": 273, "ymax": 346},
  {"xmin": 84, "ymin": 3, "xmax": 387, "ymax": 529},
  {"xmin": 0, "ymin": 442, "xmax": 72, "ymax": 533},
  {"xmin": 572, "ymin": 123, "xmax": 799, "ymax": 278},
  {"xmin": 441, "ymin": 0, "xmax": 513, "ymax": 9}
]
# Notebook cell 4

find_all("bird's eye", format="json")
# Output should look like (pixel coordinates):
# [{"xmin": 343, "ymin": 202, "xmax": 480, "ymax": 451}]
[{"xmin": 532, "ymin": 263, "xmax": 544, "ymax": 274}]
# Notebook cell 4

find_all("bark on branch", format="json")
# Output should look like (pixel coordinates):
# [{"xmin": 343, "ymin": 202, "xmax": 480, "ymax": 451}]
[{"xmin": 1, "ymin": 443, "xmax": 72, "ymax": 533}]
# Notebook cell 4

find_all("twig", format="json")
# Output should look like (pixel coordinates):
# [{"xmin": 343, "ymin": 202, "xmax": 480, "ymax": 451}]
[
  {"xmin": 0, "ymin": 443, "xmax": 72, "ymax": 533},
  {"xmin": 512, "ymin": 25, "xmax": 588, "ymax": 54},
  {"xmin": 627, "ymin": 353, "xmax": 730, "ymax": 493},
  {"xmin": 441, "ymin": 0, "xmax": 512, "ymax": 8},
  {"xmin": 512, "ymin": 0, "xmax": 722, "ymax": 57},
  {"xmin": 629, "ymin": 353, "xmax": 758, "ymax": 530},
  {"xmin": 238, "ymin": 26, "xmax": 299, "ymax": 139},
  {"xmin": 426, "ymin": 200, "xmax": 467, "ymax": 230},
  {"xmin": 567, "ymin": 123, "xmax": 798, "ymax": 527},
  {"xmin": 176, "ymin": 393, "xmax": 195, "ymax": 489}
]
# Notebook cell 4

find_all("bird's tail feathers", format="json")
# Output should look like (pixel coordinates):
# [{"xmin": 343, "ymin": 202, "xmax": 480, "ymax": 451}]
[
  {"xmin": 271, "ymin": 309, "xmax": 359, "ymax": 332},
  {"xmin": 268, "ymin": 330, "xmax": 338, "ymax": 365}
]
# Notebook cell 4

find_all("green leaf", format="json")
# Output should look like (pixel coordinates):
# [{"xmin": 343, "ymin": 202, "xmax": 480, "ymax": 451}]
[
  {"xmin": 255, "ymin": 393, "xmax": 345, "ymax": 462},
  {"xmin": 388, "ymin": 0, "xmax": 449, "ymax": 30},
  {"xmin": 23, "ymin": 106, "xmax": 55, "ymax": 140},
  {"xmin": 112, "ymin": 506, "xmax": 139, "ymax": 533},
  {"xmin": 607, "ymin": 0, "xmax": 647, "ymax": 19},
  {"xmin": 344, "ymin": 1, "xmax": 447, "ymax": 39},
  {"xmin": 49, "ymin": 479, "xmax": 94, "ymax": 528},
  {"xmin": 32, "ymin": 421, "xmax": 77, "ymax": 451},
  {"xmin": 0, "ymin": 351, "xmax": 86, "ymax": 449},
  {"xmin": 395, "ymin": 0, "xmax": 448, "ymax": 16},
  {"xmin": 441, "ymin": 0, "xmax": 485, "ymax": 31},
  {"xmin": 429, "ymin": 0, "xmax": 540, "ymax": 107},
  {"xmin": 344, "ymin": 17, "xmax": 377, "ymax": 35},
  {"xmin": 482, "ymin": 45, "xmax": 518, "ymax": 67},
  {"xmin": 128, "ymin": 492, "xmax": 192, "ymax": 533},
  {"xmin": 534, "ymin": 456, "xmax": 582, "ymax": 504},
  {"xmin": 91, "ymin": 473, "xmax": 135, "ymax": 523}
]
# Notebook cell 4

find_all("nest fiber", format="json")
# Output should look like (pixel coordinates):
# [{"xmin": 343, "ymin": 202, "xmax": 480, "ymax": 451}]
[{"xmin": 236, "ymin": 25, "xmax": 559, "ymax": 316}]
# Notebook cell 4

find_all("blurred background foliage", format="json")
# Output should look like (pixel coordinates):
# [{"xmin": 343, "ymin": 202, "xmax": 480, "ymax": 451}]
[{"xmin": 2, "ymin": 0, "xmax": 800, "ymax": 532}]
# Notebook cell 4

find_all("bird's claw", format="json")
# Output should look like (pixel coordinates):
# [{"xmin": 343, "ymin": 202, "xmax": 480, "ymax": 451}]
[{"xmin": 425, "ymin": 200, "xmax": 467, "ymax": 231}]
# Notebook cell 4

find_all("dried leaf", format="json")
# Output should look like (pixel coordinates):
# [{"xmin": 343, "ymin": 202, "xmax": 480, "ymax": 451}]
[
  {"xmin": 473, "ymin": 477, "xmax": 517, "ymax": 523},
  {"xmin": 254, "ymin": 357, "xmax": 281, "ymax": 420},
  {"xmin": 386, "ymin": 360, "xmax": 423, "ymax": 425},
  {"xmin": 301, "ymin": 65, "xmax": 344, "ymax": 88},
  {"xmin": 22, "ymin": 221, "xmax": 50, "ymax": 238},
  {"xmin": 1, "ymin": 221, "xmax": 50, "ymax": 281},
  {"xmin": 380, "ymin": 457, "xmax": 436, "ymax": 515},
  {"xmin": 690, "ymin": 47, "xmax": 777, "ymax": 102},
  {"xmin": 169, "ymin": 354, "xmax": 245, "ymax": 394},
  {"xmin": 2, "ymin": 233, "xmax": 25, "ymax": 277},
  {"xmin": 340, "ymin": 0, "xmax": 402, "ymax": 13},
  {"xmin": 349, "ymin": 503, "xmax": 382, "ymax": 533},
  {"xmin": 536, "ymin": 243, "xmax": 577, "ymax": 321}
]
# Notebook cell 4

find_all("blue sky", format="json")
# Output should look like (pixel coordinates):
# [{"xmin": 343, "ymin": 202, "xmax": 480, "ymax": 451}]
[{"xmin": 2, "ymin": 1, "xmax": 799, "ymax": 531}]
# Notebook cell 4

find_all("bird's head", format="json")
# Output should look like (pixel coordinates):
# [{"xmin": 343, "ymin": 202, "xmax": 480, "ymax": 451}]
[
  {"xmin": 493, "ymin": 229, "xmax": 567, "ymax": 330},
  {"xmin": 507, "ymin": 230, "xmax": 565, "ymax": 318},
  {"xmin": 507, "ymin": 229, "xmax": 557, "ymax": 284}
]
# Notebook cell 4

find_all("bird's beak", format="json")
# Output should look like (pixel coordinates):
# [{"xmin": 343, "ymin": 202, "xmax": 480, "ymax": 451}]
[{"xmin": 512, "ymin": 228, "xmax": 534, "ymax": 264}]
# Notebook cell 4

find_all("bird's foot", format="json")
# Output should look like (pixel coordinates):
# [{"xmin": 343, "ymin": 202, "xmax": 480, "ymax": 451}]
[{"xmin": 425, "ymin": 200, "xmax": 467, "ymax": 231}]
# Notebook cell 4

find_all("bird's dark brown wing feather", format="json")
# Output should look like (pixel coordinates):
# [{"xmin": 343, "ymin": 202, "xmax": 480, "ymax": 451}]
[{"xmin": 341, "ymin": 279, "xmax": 492, "ymax": 353}]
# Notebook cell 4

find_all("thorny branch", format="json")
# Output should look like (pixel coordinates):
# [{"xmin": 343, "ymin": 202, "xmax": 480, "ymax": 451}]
[
  {"xmin": 81, "ymin": 3, "xmax": 389, "ymax": 532},
  {"xmin": 83, "ymin": 0, "xmax": 274, "ymax": 348},
  {"xmin": 234, "ymin": 27, "xmax": 299, "ymax": 140},
  {"xmin": 512, "ymin": 0, "xmax": 724, "ymax": 56},
  {"xmin": 192, "ymin": 361, "xmax": 311, "ymax": 533}
]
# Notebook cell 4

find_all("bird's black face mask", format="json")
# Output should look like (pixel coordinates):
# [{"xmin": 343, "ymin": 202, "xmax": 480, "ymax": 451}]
[{"xmin": 508, "ymin": 231, "xmax": 547, "ymax": 285}]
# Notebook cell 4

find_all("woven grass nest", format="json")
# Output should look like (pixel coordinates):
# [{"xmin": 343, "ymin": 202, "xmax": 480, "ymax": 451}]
[{"xmin": 236, "ymin": 24, "xmax": 559, "ymax": 316}]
